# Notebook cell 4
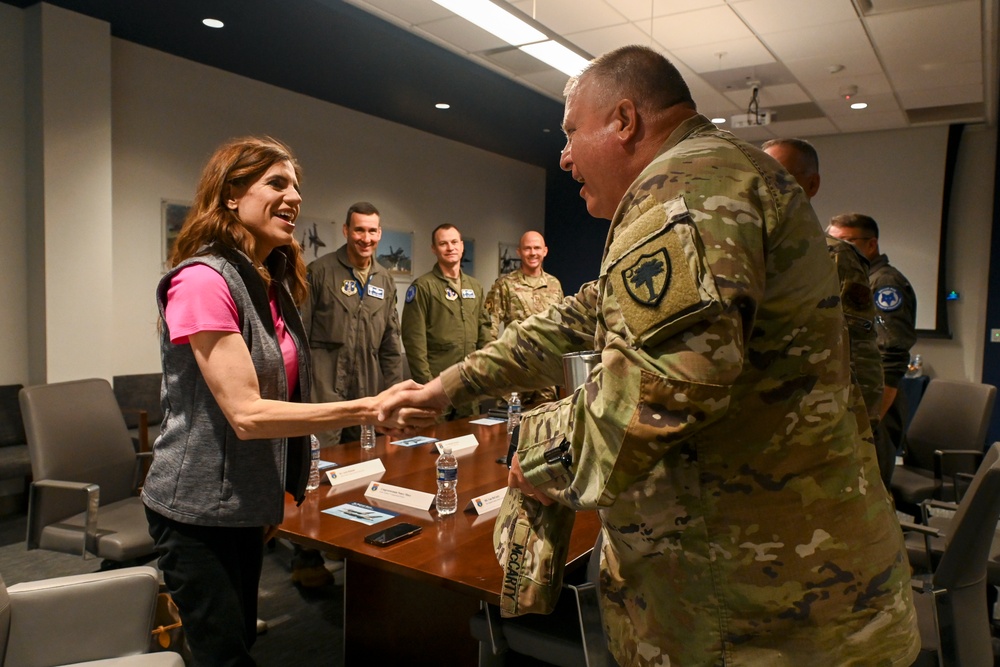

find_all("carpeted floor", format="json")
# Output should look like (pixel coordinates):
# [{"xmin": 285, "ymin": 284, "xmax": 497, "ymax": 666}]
[{"xmin": 0, "ymin": 511, "xmax": 344, "ymax": 666}]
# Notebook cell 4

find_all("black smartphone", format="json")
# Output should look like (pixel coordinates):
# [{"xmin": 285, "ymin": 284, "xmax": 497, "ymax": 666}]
[{"xmin": 364, "ymin": 522, "xmax": 422, "ymax": 547}]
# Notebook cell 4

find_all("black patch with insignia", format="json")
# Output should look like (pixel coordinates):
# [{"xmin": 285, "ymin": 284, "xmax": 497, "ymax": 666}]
[{"xmin": 622, "ymin": 249, "xmax": 671, "ymax": 307}]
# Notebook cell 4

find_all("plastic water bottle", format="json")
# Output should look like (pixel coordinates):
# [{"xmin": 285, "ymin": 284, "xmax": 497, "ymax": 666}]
[
  {"xmin": 507, "ymin": 392, "xmax": 521, "ymax": 435},
  {"xmin": 360, "ymin": 424, "xmax": 376, "ymax": 450},
  {"xmin": 907, "ymin": 354, "xmax": 924, "ymax": 378},
  {"xmin": 436, "ymin": 446, "xmax": 458, "ymax": 515},
  {"xmin": 306, "ymin": 435, "xmax": 321, "ymax": 491}
]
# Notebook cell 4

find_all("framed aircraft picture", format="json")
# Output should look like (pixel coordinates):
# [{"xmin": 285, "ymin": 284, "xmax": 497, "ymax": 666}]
[
  {"xmin": 498, "ymin": 242, "xmax": 521, "ymax": 275},
  {"xmin": 377, "ymin": 228, "xmax": 413, "ymax": 277}
]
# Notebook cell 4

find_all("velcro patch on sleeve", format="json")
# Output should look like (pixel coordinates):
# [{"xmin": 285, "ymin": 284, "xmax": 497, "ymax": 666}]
[{"xmin": 604, "ymin": 197, "xmax": 721, "ymax": 348}]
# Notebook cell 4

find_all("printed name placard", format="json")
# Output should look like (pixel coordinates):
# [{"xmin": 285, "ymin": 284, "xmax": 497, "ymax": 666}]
[
  {"xmin": 364, "ymin": 481, "xmax": 435, "ymax": 510},
  {"xmin": 466, "ymin": 486, "xmax": 507, "ymax": 515},
  {"xmin": 435, "ymin": 433, "xmax": 479, "ymax": 455},
  {"xmin": 325, "ymin": 458, "xmax": 385, "ymax": 487}
]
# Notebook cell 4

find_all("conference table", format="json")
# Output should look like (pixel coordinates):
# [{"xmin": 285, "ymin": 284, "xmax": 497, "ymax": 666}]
[{"xmin": 277, "ymin": 416, "xmax": 601, "ymax": 665}]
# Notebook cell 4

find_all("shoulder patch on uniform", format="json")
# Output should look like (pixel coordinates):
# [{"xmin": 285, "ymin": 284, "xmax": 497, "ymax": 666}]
[
  {"xmin": 844, "ymin": 281, "xmax": 873, "ymax": 311},
  {"xmin": 621, "ymin": 249, "xmax": 671, "ymax": 306},
  {"xmin": 874, "ymin": 286, "xmax": 903, "ymax": 312},
  {"xmin": 405, "ymin": 284, "xmax": 417, "ymax": 303}
]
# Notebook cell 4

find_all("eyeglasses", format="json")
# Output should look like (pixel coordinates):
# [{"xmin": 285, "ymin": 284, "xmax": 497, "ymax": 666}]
[{"xmin": 834, "ymin": 235, "xmax": 875, "ymax": 243}]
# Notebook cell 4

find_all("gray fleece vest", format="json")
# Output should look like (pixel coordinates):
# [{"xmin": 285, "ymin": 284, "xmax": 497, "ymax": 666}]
[{"xmin": 142, "ymin": 249, "xmax": 310, "ymax": 527}]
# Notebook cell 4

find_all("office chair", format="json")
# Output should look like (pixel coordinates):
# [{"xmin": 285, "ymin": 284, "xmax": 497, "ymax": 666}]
[
  {"xmin": 112, "ymin": 373, "xmax": 164, "ymax": 455},
  {"xmin": 903, "ymin": 442, "xmax": 1000, "ymax": 667},
  {"xmin": 19, "ymin": 378, "xmax": 155, "ymax": 563},
  {"xmin": 471, "ymin": 530, "xmax": 612, "ymax": 667},
  {"xmin": 0, "ymin": 565, "xmax": 183, "ymax": 666},
  {"xmin": 891, "ymin": 379, "xmax": 996, "ymax": 511}
]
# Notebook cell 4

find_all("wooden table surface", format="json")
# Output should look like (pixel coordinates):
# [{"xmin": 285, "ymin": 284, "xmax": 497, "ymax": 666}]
[{"xmin": 278, "ymin": 416, "xmax": 600, "ymax": 605}]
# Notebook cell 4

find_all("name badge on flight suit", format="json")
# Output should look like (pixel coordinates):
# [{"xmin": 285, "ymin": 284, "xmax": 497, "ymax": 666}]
[
  {"xmin": 445, "ymin": 287, "xmax": 459, "ymax": 301},
  {"xmin": 341, "ymin": 280, "xmax": 358, "ymax": 296},
  {"xmin": 367, "ymin": 284, "xmax": 385, "ymax": 300},
  {"xmin": 461, "ymin": 288, "xmax": 476, "ymax": 299}
]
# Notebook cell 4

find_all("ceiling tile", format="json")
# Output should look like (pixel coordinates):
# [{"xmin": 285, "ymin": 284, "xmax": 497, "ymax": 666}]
[
  {"xmin": 804, "ymin": 71, "xmax": 895, "ymax": 103},
  {"xmin": 899, "ymin": 83, "xmax": 985, "ymax": 109},
  {"xmin": 564, "ymin": 22, "xmax": 653, "ymax": 58},
  {"xmin": 890, "ymin": 60, "xmax": 983, "ymax": 93},
  {"xmin": 510, "ymin": 0, "xmax": 629, "ymax": 35},
  {"xmin": 346, "ymin": 0, "xmax": 451, "ymax": 25},
  {"xmin": 652, "ymin": 5, "xmax": 755, "ymax": 49},
  {"xmin": 671, "ymin": 38, "xmax": 776, "ymax": 72},
  {"xmin": 732, "ymin": 0, "xmax": 858, "ymax": 33},
  {"xmin": 417, "ymin": 15, "xmax": 507, "ymax": 53},
  {"xmin": 830, "ymin": 108, "xmax": 910, "ymax": 133},
  {"xmin": 760, "ymin": 21, "xmax": 875, "ymax": 64},
  {"xmin": 865, "ymin": 1, "xmax": 982, "ymax": 71}
]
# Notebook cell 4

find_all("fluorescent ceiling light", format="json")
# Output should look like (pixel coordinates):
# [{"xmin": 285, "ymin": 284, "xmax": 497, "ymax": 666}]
[
  {"xmin": 519, "ymin": 41, "xmax": 589, "ymax": 77},
  {"xmin": 202, "ymin": 18, "xmax": 224, "ymax": 29},
  {"xmin": 431, "ymin": 0, "xmax": 544, "ymax": 46}
]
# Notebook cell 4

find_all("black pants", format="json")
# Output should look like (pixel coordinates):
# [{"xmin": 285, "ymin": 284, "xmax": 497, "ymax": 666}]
[{"xmin": 146, "ymin": 507, "xmax": 264, "ymax": 667}]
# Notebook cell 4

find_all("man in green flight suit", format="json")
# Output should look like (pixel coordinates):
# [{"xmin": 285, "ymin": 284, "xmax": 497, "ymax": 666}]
[
  {"xmin": 401, "ymin": 223, "xmax": 491, "ymax": 419},
  {"xmin": 382, "ymin": 45, "xmax": 918, "ymax": 666}
]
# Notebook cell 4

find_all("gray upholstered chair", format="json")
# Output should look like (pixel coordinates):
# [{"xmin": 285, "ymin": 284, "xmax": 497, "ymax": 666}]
[
  {"xmin": 470, "ymin": 531, "xmax": 612, "ymax": 667},
  {"xmin": 19, "ymin": 378, "xmax": 155, "ymax": 563},
  {"xmin": 891, "ymin": 379, "xmax": 996, "ymax": 510},
  {"xmin": 112, "ymin": 373, "xmax": 164, "ymax": 455},
  {"xmin": 904, "ymin": 442, "xmax": 1000, "ymax": 667},
  {"xmin": 0, "ymin": 565, "xmax": 183, "ymax": 666}
]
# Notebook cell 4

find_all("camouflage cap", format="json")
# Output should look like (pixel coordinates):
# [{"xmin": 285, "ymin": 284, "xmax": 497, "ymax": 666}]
[{"xmin": 493, "ymin": 487, "xmax": 576, "ymax": 617}]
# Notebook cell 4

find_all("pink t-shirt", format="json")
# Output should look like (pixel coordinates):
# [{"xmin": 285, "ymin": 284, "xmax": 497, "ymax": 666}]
[{"xmin": 165, "ymin": 264, "xmax": 299, "ymax": 398}]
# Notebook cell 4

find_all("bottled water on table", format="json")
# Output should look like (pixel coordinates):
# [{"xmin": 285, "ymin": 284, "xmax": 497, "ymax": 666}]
[
  {"xmin": 507, "ymin": 392, "xmax": 521, "ymax": 434},
  {"xmin": 436, "ymin": 446, "xmax": 458, "ymax": 515},
  {"xmin": 360, "ymin": 424, "xmax": 376, "ymax": 450},
  {"xmin": 306, "ymin": 434, "xmax": 321, "ymax": 491}
]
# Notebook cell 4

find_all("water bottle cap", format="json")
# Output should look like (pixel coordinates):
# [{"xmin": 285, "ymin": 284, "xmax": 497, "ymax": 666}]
[{"xmin": 443, "ymin": 446, "xmax": 453, "ymax": 455}]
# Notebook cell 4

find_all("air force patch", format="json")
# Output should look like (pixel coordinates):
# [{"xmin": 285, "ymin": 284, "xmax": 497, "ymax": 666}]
[
  {"xmin": 341, "ymin": 280, "xmax": 358, "ymax": 296},
  {"xmin": 405, "ymin": 284, "xmax": 417, "ymax": 303},
  {"xmin": 874, "ymin": 286, "xmax": 903, "ymax": 312},
  {"xmin": 622, "ymin": 249, "xmax": 671, "ymax": 306}
]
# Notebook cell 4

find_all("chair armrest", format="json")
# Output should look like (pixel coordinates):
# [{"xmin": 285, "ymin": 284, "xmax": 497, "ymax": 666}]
[
  {"xmin": 564, "ymin": 580, "xmax": 611, "ymax": 667},
  {"xmin": 27, "ymin": 479, "xmax": 99, "ymax": 557},
  {"xmin": 6, "ymin": 566, "xmax": 159, "ymax": 666},
  {"xmin": 899, "ymin": 520, "xmax": 942, "ymax": 569},
  {"xmin": 934, "ymin": 449, "xmax": 985, "ymax": 501},
  {"xmin": 919, "ymin": 498, "xmax": 958, "ymax": 524},
  {"xmin": 134, "ymin": 451, "xmax": 153, "ymax": 490}
]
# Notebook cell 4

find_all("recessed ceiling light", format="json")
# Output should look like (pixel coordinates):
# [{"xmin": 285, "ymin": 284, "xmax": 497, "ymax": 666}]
[
  {"xmin": 202, "ymin": 18, "xmax": 224, "ymax": 29},
  {"xmin": 850, "ymin": 102, "xmax": 868, "ymax": 110},
  {"xmin": 435, "ymin": 103, "xmax": 450, "ymax": 110},
  {"xmin": 711, "ymin": 117, "xmax": 726, "ymax": 124},
  {"xmin": 542, "ymin": 128, "xmax": 551, "ymax": 133}
]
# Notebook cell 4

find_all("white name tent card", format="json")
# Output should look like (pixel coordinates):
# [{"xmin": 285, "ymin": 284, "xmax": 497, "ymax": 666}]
[
  {"xmin": 434, "ymin": 433, "xmax": 479, "ymax": 456},
  {"xmin": 466, "ymin": 487, "xmax": 507, "ymax": 515},
  {"xmin": 364, "ymin": 481, "xmax": 435, "ymax": 511},
  {"xmin": 325, "ymin": 458, "xmax": 385, "ymax": 487}
]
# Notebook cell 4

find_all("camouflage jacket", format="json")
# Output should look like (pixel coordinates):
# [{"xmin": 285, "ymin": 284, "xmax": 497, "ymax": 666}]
[
  {"xmin": 484, "ymin": 269, "xmax": 564, "ymax": 339},
  {"xmin": 827, "ymin": 237, "xmax": 883, "ymax": 423},
  {"xmin": 401, "ymin": 265, "xmax": 490, "ymax": 383},
  {"xmin": 440, "ymin": 115, "xmax": 918, "ymax": 666},
  {"xmin": 869, "ymin": 254, "xmax": 917, "ymax": 388}
]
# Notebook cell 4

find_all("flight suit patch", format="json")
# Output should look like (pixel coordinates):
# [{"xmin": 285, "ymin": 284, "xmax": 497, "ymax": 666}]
[
  {"xmin": 367, "ymin": 284, "xmax": 385, "ymax": 300},
  {"xmin": 874, "ymin": 286, "xmax": 902, "ymax": 312},
  {"xmin": 461, "ymin": 288, "xmax": 476, "ymax": 299},
  {"xmin": 341, "ymin": 280, "xmax": 358, "ymax": 296},
  {"xmin": 621, "ymin": 249, "xmax": 671, "ymax": 306},
  {"xmin": 445, "ymin": 287, "xmax": 459, "ymax": 301},
  {"xmin": 405, "ymin": 285, "xmax": 417, "ymax": 303}
]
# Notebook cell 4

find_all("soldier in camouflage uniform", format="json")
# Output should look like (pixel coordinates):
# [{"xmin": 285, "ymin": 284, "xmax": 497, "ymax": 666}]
[
  {"xmin": 484, "ymin": 231, "xmax": 564, "ymax": 404},
  {"xmin": 761, "ymin": 139, "xmax": 884, "ymax": 433},
  {"xmin": 829, "ymin": 213, "xmax": 917, "ymax": 487},
  {"xmin": 381, "ymin": 46, "xmax": 918, "ymax": 666},
  {"xmin": 402, "ymin": 224, "xmax": 491, "ymax": 419}
]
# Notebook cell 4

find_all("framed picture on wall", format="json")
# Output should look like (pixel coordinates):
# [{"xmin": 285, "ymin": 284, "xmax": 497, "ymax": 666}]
[
  {"xmin": 161, "ymin": 199, "xmax": 191, "ymax": 266},
  {"xmin": 461, "ymin": 238, "xmax": 475, "ymax": 277},
  {"xmin": 498, "ymin": 242, "xmax": 521, "ymax": 275},
  {"xmin": 377, "ymin": 228, "xmax": 413, "ymax": 277},
  {"xmin": 296, "ymin": 216, "xmax": 336, "ymax": 261}
]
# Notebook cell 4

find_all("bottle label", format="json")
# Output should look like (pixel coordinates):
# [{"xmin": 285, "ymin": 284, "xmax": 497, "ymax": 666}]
[{"xmin": 437, "ymin": 467, "xmax": 458, "ymax": 482}]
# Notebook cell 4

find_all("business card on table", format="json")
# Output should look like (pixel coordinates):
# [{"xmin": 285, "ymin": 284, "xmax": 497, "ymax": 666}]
[
  {"xmin": 323, "ymin": 501, "xmax": 397, "ymax": 525},
  {"xmin": 469, "ymin": 417, "xmax": 506, "ymax": 426},
  {"xmin": 325, "ymin": 458, "xmax": 385, "ymax": 487},
  {"xmin": 466, "ymin": 487, "xmax": 507, "ymax": 515},
  {"xmin": 390, "ymin": 435, "xmax": 438, "ymax": 447},
  {"xmin": 434, "ymin": 433, "xmax": 479, "ymax": 455},
  {"xmin": 365, "ymin": 481, "xmax": 435, "ymax": 510}
]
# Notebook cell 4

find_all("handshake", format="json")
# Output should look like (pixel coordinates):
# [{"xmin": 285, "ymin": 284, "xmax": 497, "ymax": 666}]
[{"xmin": 370, "ymin": 377, "xmax": 451, "ymax": 435}]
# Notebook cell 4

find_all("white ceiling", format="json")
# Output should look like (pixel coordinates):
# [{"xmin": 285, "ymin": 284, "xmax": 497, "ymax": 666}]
[{"xmin": 343, "ymin": 0, "xmax": 998, "ymax": 141}]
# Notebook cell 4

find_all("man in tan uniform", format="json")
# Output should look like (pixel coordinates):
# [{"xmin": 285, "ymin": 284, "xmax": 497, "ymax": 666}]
[
  {"xmin": 762, "ymin": 139, "xmax": 884, "ymax": 441},
  {"xmin": 382, "ymin": 46, "xmax": 918, "ymax": 666},
  {"xmin": 401, "ymin": 224, "xmax": 490, "ymax": 418},
  {"xmin": 484, "ymin": 231, "xmax": 563, "ymax": 404}
]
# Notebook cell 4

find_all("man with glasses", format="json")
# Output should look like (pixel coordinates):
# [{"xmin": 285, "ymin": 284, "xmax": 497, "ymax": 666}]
[{"xmin": 828, "ymin": 213, "xmax": 917, "ymax": 486}]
